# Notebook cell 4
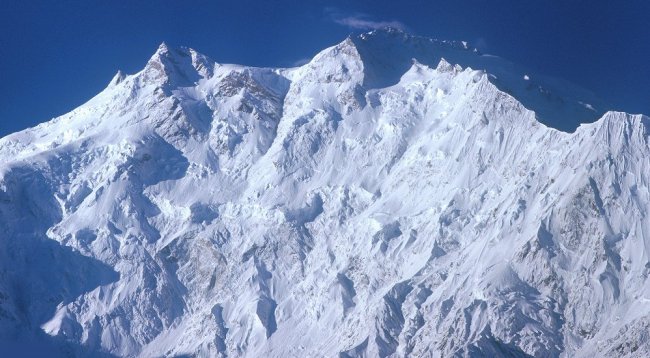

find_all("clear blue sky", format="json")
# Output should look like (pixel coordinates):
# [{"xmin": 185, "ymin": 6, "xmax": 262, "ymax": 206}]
[{"xmin": 1, "ymin": 0, "xmax": 648, "ymax": 137}]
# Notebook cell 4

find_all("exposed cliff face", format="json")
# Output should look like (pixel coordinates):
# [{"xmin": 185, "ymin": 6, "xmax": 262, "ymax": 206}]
[{"xmin": 1, "ymin": 29, "xmax": 648, "ymax": 357}]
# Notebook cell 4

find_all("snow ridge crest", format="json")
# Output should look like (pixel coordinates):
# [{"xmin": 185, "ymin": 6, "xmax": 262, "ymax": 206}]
[{"xmin": 1, "ymin": 29, "xmax": 649, "ymax": 358}]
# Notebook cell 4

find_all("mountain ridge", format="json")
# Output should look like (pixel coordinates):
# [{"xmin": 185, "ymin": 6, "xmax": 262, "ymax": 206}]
[{"xmin": 1, "ymin": 28, "xmax": 649, "ymax": 357}]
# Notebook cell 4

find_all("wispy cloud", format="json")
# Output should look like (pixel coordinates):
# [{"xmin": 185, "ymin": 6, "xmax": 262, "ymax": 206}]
[
  {"xmin": 334, "ymin": 16, "xmax": 407, "ymax": 31},
  {"xmin": 326, "ymin": 8, "xmax": 408, "ymax": 31},
  {"xmin": 291, "ymin": 57, "xmax": 311, "ymax": 67}
]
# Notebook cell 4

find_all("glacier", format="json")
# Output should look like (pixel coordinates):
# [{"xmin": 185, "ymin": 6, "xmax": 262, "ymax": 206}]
[{"xmin": 1, "ymin": 28, "xmax": 649, "ymax": 357}]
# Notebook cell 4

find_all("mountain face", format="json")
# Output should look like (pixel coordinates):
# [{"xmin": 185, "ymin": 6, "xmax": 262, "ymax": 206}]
[{"xmin": 1, "ymin": 28, "xmax": 649, "ymax": 357}]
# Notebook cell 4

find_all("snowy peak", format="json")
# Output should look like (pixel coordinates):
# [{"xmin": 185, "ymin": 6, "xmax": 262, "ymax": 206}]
[
  {"xmin": 187, "ymin": 47, "xmax": 216, "ymax": 79},
  {"xmin": 434, "ymin": 57, "xmax": 463, "ymax": 73},
  {"xmin": 298, "ymin": 37, "xmax": 365, "ymax": 84},
  {"xmin": 142, "ymin": 42, "xmax": 215, "ymax": 88},
  {"xmin": 322, "ymin": 27, "xmax": 606, "ymax": 132},
  {"xmin": 108, "ymin": 70, "xmax": 126, "ymax": 87},
  {"xmin": 124, "ymin": 30, "xmax": 605, "ymax": 132},
  {"xmin": 153, "ymin": 41, "xmax": 171, "ymax": 56},
  {"xmin": 2, "ymin": 30, "xmax": 650, "ymax": 358}
]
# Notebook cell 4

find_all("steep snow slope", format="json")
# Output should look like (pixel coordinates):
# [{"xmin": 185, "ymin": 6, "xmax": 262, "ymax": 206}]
[{"xmin": 1, "ymin": 29, "xmax": 649, "ymax": 357}]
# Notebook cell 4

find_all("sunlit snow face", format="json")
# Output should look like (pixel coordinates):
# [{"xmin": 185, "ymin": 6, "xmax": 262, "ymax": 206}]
[{"xmin": 0, "ymin": 28, "xmax": 648, "ymax": 358}]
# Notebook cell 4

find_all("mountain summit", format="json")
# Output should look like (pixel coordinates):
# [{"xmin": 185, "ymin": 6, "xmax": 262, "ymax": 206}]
[{"xmin": 1, "ymin": 29, "xmax": 649, "ymax": 357}]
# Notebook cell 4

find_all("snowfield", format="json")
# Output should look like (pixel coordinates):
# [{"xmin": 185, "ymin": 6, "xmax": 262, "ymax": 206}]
[{"xmin": 1, "ymin": 28, "xmax": 649, "ymax": 357}]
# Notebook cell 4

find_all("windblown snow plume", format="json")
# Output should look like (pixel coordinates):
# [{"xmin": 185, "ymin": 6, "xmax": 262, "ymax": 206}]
[{"xmin": 1, "ymin": 28, "xmax": 649, "ymax": 357}]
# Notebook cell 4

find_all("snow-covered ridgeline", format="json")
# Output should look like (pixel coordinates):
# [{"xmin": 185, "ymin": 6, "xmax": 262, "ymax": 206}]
[{"xmin": 0, "ymin": 28, "xmax": 649, "ymax": 357}]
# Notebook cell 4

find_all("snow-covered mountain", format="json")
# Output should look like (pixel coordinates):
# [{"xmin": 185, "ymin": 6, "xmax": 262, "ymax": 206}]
[{"xmin": 1, "ymin": 28, "xmax": 649, "ymax": 357}]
